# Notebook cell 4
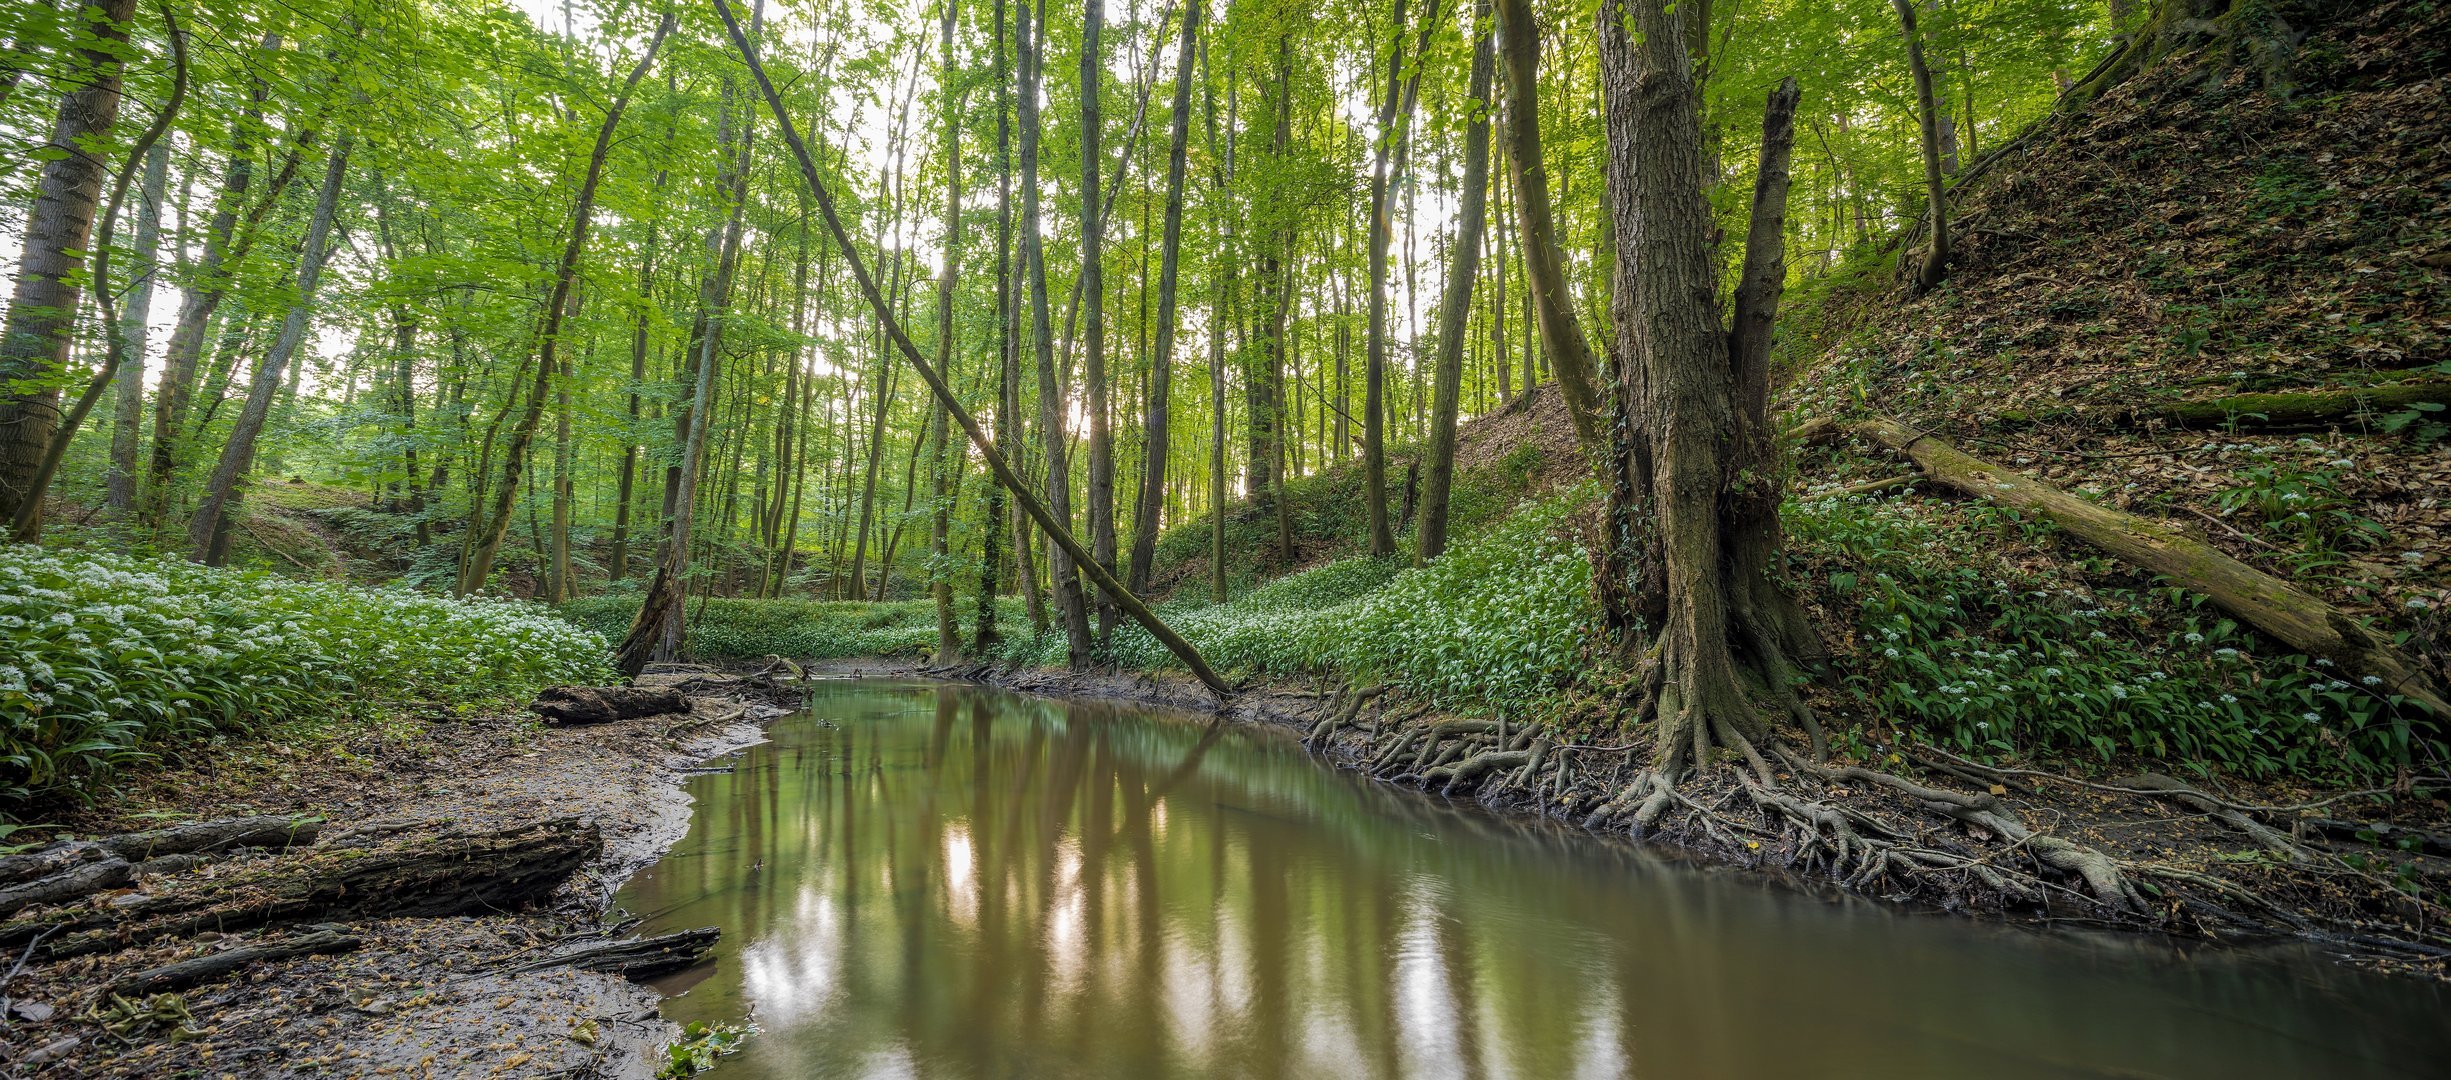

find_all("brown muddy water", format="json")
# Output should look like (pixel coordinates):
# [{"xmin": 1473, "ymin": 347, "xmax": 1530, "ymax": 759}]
[{"xmin": 614, "ymin": 678, "xmax": 2450, "ymax": 1079}]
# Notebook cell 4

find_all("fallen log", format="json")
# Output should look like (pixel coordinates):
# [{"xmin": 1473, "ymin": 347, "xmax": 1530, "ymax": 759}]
[
  {"xmin": 0, "ymin": 843, "xmax": 110, "ymax": 889},
  {"xmin": 501, "ymin": 925, "xmax": 719, "ymax": 979},
  {"xmin": 2115, "ymin": 773, "xmax": 2308, "ymax": 862},
  {"xmin": 1855, "ymin": 416, "xmax": 2451, "ymax": 717},
  {"xmin": 532, "ymin": 685, "xmax": 689, "ymax": 725},
  {"xmin": 110, "ymin": 927, "xmax": 363, "ymax": 997},
  {"xmin": 98, "ymin": 815, "xmax": 320, "ymax": 861},
  {"xmin": 2122, "ymin": 381, "xmax": 2451, "ymax": 430},
  {"xmin": 1, "ymin": 818, "xmax": 601, "ymax": 960},
  {"xmin": 0, "ymin": 857, "xmax": 131, "ymax": 919}
]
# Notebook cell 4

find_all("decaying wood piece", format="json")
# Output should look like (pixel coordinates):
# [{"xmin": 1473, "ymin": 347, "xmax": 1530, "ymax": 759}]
[
  {"xmin": 2123, "ymin": 381, "xmax": 2451, "ymax": 430},
  {"xmin": 2115, "ymin": 772, "xmax": 2309, "ymax": 861},
  {"xmin": 501, "ymin": 925, "xmax": 719, "ymax": 979},
  {"xmin": 98, "ymin": 815, "xmax": 321, "ymax": 861},
  {"xmin": 532, "ymin": 685, "xmax": 689, "ymax": 725},
  {"xmin": 110, "ymin": 927, "xmax": 362, "ymax": 997},
  {"xmin": 0, "ymin": 857, "xmax": 132, "ymax": 919},
  {"xmin": 1, "ymin": 818, "xmax": 600, "ymax": 960},
  {"xmin": 0, "ymin": 843, "xmax": 111, "ymax": 889},
  {"xmin": 1856, "ymin": 415, "xmax": 2451, "ymax": 717}
]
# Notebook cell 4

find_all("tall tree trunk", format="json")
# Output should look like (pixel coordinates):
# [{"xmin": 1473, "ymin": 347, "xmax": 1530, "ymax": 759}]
[
  {"xmin": 1416, "ymin": 0, "xmax": 1493, "ymax": 564},
  {"xmin": 1490, "ymin": 0, "xmax": 1602, "ymax": 449},
  {"xmin": 1892, "ymin": 0, "xmax": 1949, "ymax": 292},
  {"xmin": 932, "ymin": 0, "xmax": 965, "ymax": 662},
  {"xmin": 977, "ymin": 0, "xmax": 1017, "ymax": 652},
  {"xmin": 1205, "ymin": 47, "xmax": 1234, "ymax": 603},
  {"xmin": 1596, "ymin": 0, "xmax": 1815, "ymax": 780},
  {"xmin": 1261, "ymin": 34, "xmax": 1295, "ymax": 566},
  {"xmin": 1024, "ymin": 0, "xmax": 1093, "ymax": 664},
  {"xmin": 1363, "ymin": 0, "xmax": 1442, "ymax": 558},
  {"xmin": 104, "ymin": 138, "xmax": 168, "ymax": 516},
  {"xmin": 0, "ymin": 0, "xmax": 142, "ymax": 525},
  {"xmin": 465, "ymin": 16, "xmax": 672, "ymax": 595},
  {"xmin": 1080, "ymin": 0, "xmax": 1119, "ymax": 645},
  {"xmin": 1127, "ymin": 0, "xmax": 1200, "ymax": 595},
  {"xmin": 611, "ymin": 89, "xmax": 677, "ymax": 582}
]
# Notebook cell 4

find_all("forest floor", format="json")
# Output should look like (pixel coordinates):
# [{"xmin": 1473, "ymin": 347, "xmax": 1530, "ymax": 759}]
[
  {"xmin": 0, "ymin": 672, "xmax": 786, "ymax": 1080},
  {"xmin": 830, "ymin": 657, "xmax": 2451, "ymax": 982}
]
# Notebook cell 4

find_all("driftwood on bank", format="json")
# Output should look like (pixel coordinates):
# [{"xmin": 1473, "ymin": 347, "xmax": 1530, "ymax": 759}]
[
  {"xmin": 1854, "ymin": 415, "xmax": 2451, "ymax": 717},
  {"xmin": 0, "ymin": 818, "xmax": 600, "ymax": 960},
  {"xmin": 109, "ymin": 927, "xmax": 363, "ymax": 997},
  {"xmin": 532, "ymin": 685, "xmax": 689, "ymax": 725},
  {"xmin": 500, "ymin": 925, "xmax": 719, "ymax": 979},
  {"xmin": 0, "ymin": 816, "xmax": 322, "ymax": 918},
  {"xmin": 2122, "ymin": 381, "xmax": 2451, "ymax": 430}
]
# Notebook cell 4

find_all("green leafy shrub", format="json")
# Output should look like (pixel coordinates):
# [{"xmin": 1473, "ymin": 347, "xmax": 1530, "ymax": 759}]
[
  {"xmin": 0, "ymin": 546, "xmax": 611, "ymax": 806},
  {"xmin": 1789, "ymin": 493, "xmax": 2437, "ymax": 778}
]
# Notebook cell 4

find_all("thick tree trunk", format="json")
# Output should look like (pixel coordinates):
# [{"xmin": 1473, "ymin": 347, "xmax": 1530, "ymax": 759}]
[
  {"xmin": 1598, "ymin": 0, "xmax": 1814, "ymax": 773},
  {"xmin": 1128, "ymin": 0, "xmax": 1201, "ymax": 595},
  {"xmin": 186, "ymin": 138, "xmax": 354, "ymax": 563},
  {"xmin": 0, "ymin": 0, "xmax": 141, "ymax": 526},
  {"xmin": 1491, "ymin": 0, "xmax": 1603, "ymax": 450},
  {"xmin": 1416, "ymin": 0, "xmax": 1494, "ymax": 564},
  {"xmin": 1892, "ymin": 0, "xmax": 1950, "ymax": 291},
  {"xmin": 980, "ymin": 0, "xmax": 1020, "ymax": 649}
]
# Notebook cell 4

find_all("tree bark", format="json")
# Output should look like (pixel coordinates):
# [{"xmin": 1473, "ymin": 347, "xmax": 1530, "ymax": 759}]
[
  {"xmin": 1491, "ymin": 0, "xmax": 1603, "ymax": 450},
  {"xmin": 980, "ymin": 0, "xmax": 1019, "ymax": 651},
  {"xmin": 186, "ymin": 137, "xmax": 354, "ymax": 562},
  {"xmin": 0, "ymin": 0, "xmax": 142, "ymax": 526},
  {"xmin": 1416, "ymin": 0, "xmax": 1495, "ymax": 564},
  {"xmin": 1364, "ymin": 0, "xmax": 1444, "ymax": 558},
  {"xmin": 1598, "ymin": 0, "xmax": 1815, "ymax": 773},
  {"xmin": 1081, "ymin": 0, "xmax": 1120, "ymax": 644},
  {"xmin": 1022, "ymin": 0, "xmax": 1093, "ymax": 664},
  {"xmin": 932, "ymin": 0, "xmax": 965, "ymax": 663}
]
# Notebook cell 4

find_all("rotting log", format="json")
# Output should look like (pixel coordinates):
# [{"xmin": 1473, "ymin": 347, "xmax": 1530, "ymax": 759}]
[
  {"xmin": 1856, "ymin": 416, "xmax": 2451, "ymax": 717},
  {"xmin": 502, "ymin": 925, "xmax": 719, "ymax": 979},
  {"xmin": 533, "ymin": 685, "xmax": 690, "ymax": 725},
  {"xmin": 2123, "ymin": 382, "xmax": 2451, "ymax": 430},
  {"xmin": 110, "ymin": 927, "xmax": 361, "ymax": 997},
  {"xmin": 1, "ymin": 818, "xmax": 600, "ymax": 960},
  {"xmin": 99, "ymin": 815, "xmax": 321, "ymax": 861},
  {"xmin": 0, "ymin": 857, "xmax": 132, "ymax": 919}
]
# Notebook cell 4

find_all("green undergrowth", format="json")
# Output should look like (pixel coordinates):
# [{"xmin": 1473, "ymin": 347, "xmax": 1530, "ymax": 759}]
[
  {"xmin": 0, "ymin": 544, "xmax": 611, "ymax": 809},
  {"xmin": 558, "ymin": 592, "xmax": 1032, "ymax": 661},
  {"xmin": 1788, "ymin": 491, "xmax": 2441, "ymax": 779}
]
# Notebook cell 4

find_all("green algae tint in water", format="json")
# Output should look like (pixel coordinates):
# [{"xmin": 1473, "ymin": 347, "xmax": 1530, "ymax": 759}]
[{"xmin": 615, "ymin": 679, "xmax": 2450, "ymax": 1079}]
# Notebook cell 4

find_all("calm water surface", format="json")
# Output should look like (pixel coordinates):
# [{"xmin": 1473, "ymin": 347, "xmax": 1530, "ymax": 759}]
[{"xmin": 615, "ymin": 678, "xmax": 2451, "ymax": 1079}]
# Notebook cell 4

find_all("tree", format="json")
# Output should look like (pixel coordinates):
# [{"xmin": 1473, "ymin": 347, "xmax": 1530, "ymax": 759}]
[
  {"xmin": 1127, "ymin": 0, "xmax": 1201, "ymax": 595},
  {"xmin": 0, "ymin": 0, "xmax": 144, "ymax": 527},
  {"xmin": 1491, "ymin": 0, "xmax": 1603, "ymax": 449},
  {"xmin": 1596, "ymin": 0, "xmax": 1816, "ymax": 795},
  {"xmin": 1415, "ymin": 0, "xmax": 1494, "ymax": 564}
]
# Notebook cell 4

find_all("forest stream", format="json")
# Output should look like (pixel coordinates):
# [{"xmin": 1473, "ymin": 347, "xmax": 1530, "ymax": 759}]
[{"xmin": 615, "ymin": 679, "xmax": 2451, "ymax": 1079}]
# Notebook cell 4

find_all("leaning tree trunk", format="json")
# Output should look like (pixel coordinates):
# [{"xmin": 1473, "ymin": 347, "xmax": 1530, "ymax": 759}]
[
  {"xmin": 0, "ymin": 0, "xmax": 141, "ymax": 526},
  {"xmin": 465, "ymin": 15, "xmax": 674, "ymax": 595},
  {"xmin": 1892, "ymin": 0, "xmax": 1949, "ymax": 292},
  {"xmin": 186, "ymin": 137, "xmax": 352, "ymax": 562},
  {"xmin": 1598, "ymin": 0, "xmax": 1817, "ymax": 778},
  {"xmin": 1416, "ymin": 0, "xmax": 1494, "ymax": 564},
  {"xmin": 1491, "ymin": 0, "xmax": 1604, "ymax": 450},
  {"xmin": 1126, "ymin": 0, "xmax": 1201, "ymax": 595}
]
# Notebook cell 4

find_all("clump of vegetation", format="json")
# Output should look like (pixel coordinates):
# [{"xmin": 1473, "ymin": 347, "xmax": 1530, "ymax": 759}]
[
  {"xmin": 560, "ymin": 593, "xmax": 1029, "ymax": 661},
  {"xmin": 0, "ymin": 546, "xmax": 610, "ymax": 806},
  {"xmin": 1789, "ymin": 493, "xmax": 2437, "ymax": 778}
]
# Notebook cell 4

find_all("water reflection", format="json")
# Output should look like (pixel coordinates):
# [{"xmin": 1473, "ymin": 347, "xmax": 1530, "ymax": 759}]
[{"xmin": 617, "ymin": 679, "xmax": 2451, "ymax": 1079}]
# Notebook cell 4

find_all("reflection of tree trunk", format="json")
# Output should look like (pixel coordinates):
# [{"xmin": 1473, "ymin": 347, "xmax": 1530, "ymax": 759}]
[
  {"xmin": 1415, "ymin": 0, "xmax": 1494, "ymax": 564},
  {"xmin": 0, "ymin": 0, "xmax": 142, "ymax": 526},
  {"xmin": 1597, "ymin": 0, "xmax": 1817, "ymax": 774},
  {"xmin": 186, "ymin": 137, "xmax": 354, "ymax": 563},
  {"xmin": 1127, "ymin": 0, "xmax": 1201, "ymax": 595}
]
